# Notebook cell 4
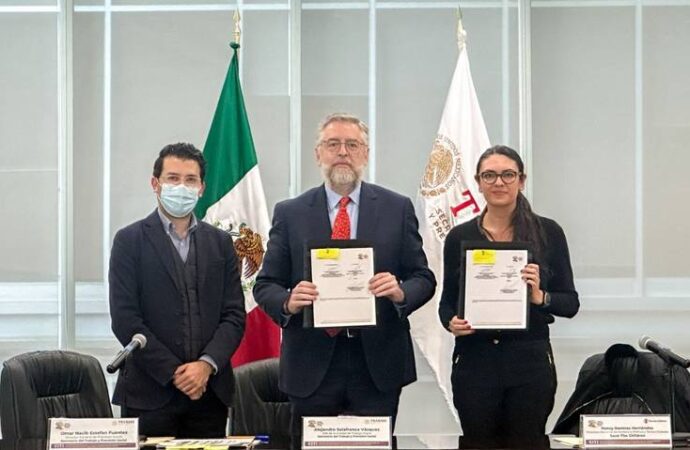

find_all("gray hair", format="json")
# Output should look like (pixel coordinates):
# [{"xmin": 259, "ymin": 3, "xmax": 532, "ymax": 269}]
[{"xmin": 316, "ymin": 113, "xmax": 369, "ymax": 146}]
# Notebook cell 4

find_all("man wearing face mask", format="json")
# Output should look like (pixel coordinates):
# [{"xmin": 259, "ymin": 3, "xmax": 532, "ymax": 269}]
[{"xmin": 109, "ymin": 143, "xmax": 245, "ymax": 437}]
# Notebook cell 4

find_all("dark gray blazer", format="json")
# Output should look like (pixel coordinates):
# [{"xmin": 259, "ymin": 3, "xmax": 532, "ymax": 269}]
[{"xmin": 109, "ymin": 210, "xmax": 245, "ymax": 409}]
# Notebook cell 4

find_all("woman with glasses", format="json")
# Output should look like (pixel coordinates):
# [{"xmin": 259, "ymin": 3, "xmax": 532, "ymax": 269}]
[{"xmin": 438, "ymin": 145, "xmax": 580, "ymax": 446}]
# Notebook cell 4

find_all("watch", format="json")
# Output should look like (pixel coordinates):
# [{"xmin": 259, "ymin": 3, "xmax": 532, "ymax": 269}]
[
  {"xmin": 541, "ymin": 291, "xmax": 551, "ymax": 308},
  {"xmin": 282, "ymin": 299, "xmax": 292, "ymax": 316}
]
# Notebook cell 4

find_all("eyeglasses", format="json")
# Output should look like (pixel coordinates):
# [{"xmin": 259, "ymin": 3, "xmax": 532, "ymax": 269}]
[
  {"xmin": 159, "ymin": 174, "xmax": 202, "ymax": 187},
  {"xmin": 478, "ymin": 170, "xmax": 521, "ymax": 185},
  {"xmin": 320, "ymin": 139, "xmax": 366, "ymax": 154}
]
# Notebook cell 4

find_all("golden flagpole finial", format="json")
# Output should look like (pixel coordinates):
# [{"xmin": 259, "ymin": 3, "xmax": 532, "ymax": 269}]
[
  {"xmin": 456, "ymin": 6, "xmax": 467, "ymax": 51},
  {"xmin": 233, "ymin": 9, "xmax": 241, "ymax": 45}
]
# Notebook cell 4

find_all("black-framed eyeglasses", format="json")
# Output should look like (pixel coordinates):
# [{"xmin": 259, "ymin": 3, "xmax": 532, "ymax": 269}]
[
  {"xmin": 478, "ymin": 170, "xmax": 521, "ymax": 184},
  {"xmin": 320, "ymin": 139, "xmax": 366, "ymax": 154}
]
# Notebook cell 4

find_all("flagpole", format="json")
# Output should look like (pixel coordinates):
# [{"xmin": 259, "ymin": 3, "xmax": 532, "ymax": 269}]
[
  {"xmin": 457, "ymin": 6, "xmax": 466, "ymax": 51},
  {"xmin": 233, "ymin": 9, "xmax": 241, "ymax": 46}
]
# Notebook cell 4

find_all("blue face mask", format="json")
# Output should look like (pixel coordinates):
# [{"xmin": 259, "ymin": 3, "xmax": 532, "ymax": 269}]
[{"xmin": 159, "ymin": 183, "xmax": 200, "ymax": 218}]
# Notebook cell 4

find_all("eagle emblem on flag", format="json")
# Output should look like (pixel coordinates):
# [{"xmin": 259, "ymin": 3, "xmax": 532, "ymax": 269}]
[{"xmin": 232, "ymin": 224, "xmax": 265, "ymax": 279}]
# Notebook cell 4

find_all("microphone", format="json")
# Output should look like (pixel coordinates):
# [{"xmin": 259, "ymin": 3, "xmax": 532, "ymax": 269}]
[
  {"xmin": 639, "ymin": 335, "xmax": 690, "ymax": 368},
  {"xmin": 107, "ymin": 333, "xmax": 147, "ymax": 374}
]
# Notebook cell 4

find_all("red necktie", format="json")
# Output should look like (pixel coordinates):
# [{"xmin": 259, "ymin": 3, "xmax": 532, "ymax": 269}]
[
  {"xmin": 326, "ymin": 197, "xmax": 351, "ymax": 337},
  {"xmin": 331, "ymin": 197, "xmax": 351, "ymax": 240}
]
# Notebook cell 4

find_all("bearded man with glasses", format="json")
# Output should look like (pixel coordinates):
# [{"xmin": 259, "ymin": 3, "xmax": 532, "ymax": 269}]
[{"xmin": 254, "ymin": 113, "xmax": 436, "ymax": 445}]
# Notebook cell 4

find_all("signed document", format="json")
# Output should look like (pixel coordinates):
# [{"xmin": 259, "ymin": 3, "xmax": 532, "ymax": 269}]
[
  {"xmin": 310, "ymin": 246, "xmax": 376, "ymax": 328},
  {"xmin": 461, "ymin": 244, "xmax": 529, "ymax": 330}
]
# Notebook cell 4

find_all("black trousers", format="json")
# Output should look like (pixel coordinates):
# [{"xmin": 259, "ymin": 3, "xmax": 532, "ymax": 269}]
[
  {"xmin": 452, "ymin": 338, "xmax": 556, "ymax": 447},
  {"xmin": 122, "ymin": 389, "xmax": 228, "ymax": 438},
  {"xmin": 288, "ymin": 333, "xmax": 401, "ymax": 447}
]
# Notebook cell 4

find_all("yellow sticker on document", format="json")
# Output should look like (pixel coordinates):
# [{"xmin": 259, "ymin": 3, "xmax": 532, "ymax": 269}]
[
  {"xmin": 472, "ymin": 249, "xmax": 496, "ymax": 265},
  {"xmin": 316, "ymin": 248, "xmax": 340, "ymax": 259}
]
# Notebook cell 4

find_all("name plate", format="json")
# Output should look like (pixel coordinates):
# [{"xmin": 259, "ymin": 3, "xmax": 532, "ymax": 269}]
[
  {"xmin": 302, "ymin": 416, "xmax": 392, "ymax": 449},
  {"xmin": 581, "ymin": 414, "xmax": 672, "ymax": 448},
  {"xmin": 48, "ymin": 418, "xmax": 138, "ymax": 450}
]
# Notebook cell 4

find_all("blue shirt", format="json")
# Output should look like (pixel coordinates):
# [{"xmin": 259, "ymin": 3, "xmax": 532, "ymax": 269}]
[{"xmin": 156, "ymin": 208, "xmax": 198, "ymax": 263}]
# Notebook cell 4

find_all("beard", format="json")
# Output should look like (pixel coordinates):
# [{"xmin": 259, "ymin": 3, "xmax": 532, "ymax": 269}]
[{"xmin": 322, "ymin": 164, "xmax": 363, "ymax": 192}]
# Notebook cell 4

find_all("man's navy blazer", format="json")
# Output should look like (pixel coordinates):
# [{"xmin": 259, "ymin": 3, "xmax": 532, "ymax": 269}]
[
  {"xmin": 109, "ymin": 210, "xmax": 246, "ymax": 410},
  {"xmin": 254, "ymin": 182, "xmax": 436, "ymax": 398}
]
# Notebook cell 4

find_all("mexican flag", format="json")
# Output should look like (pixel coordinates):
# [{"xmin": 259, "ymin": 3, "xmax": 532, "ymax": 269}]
[{"xmin": 195, "ymin": 42, "xmax": 280, "ymax": 367}]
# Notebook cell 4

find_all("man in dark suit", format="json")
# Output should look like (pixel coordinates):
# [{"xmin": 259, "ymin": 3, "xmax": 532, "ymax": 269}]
[
  {"xmin": 254, "ymin": 113, "xmax": 436, "ymax": 439},
  {"xmin": 109, "ymin": 143, "xmax": 245, "ymax": 437}
]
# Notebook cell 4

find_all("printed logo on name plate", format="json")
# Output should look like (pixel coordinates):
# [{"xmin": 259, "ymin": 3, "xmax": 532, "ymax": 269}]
[
  {"xmin": 307, "ymin": 420, "xmax": 324, "ymax": 429},
  {"xmin": 587, "ymin": 420, "xmax": 604, "ymax": 429}
]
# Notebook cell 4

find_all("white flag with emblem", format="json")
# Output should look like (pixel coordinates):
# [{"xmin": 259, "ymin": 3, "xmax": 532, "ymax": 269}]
[{"xmin": 411, "ymin": 19, "xmax": 490, "ymax": 426}]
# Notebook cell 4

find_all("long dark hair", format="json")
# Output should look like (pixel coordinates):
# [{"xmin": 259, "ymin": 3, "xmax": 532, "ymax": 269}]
[{"xmin": 476, "ymin": 145, "xmax": 547, "ymax": 264}]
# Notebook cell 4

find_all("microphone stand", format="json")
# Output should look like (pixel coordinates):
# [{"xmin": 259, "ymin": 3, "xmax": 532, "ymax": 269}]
[
  {"xmin": 669, "ymin": 360, "xmax": 676, "ymax": 436},
  {"xmin": 640, "ymin": 340, "xmax": 690, "ymax": 446},
  {"xmin": 667, "ymin": 364, "xmax": 690, "ymax": 448},
  {"xmin": 656, "ymin": 352, "xmax": 682, "ymax": 444}
]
